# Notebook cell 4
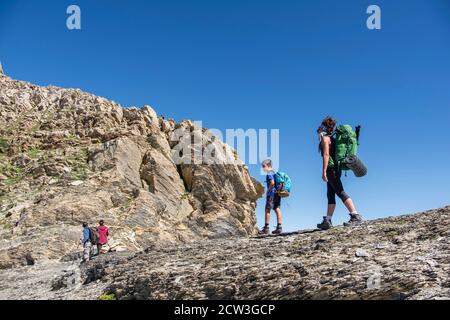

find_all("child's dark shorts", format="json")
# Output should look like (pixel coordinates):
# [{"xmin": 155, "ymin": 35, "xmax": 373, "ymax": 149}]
[{"xmin": 265, "ymin": 193, "xmax": 281, "ymax": 210}]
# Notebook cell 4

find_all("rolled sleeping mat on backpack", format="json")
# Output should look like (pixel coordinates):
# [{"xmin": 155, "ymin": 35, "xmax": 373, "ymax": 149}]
[{"xmin": 344, "ymin": 155, "xmax": 367, "ymax": 177}]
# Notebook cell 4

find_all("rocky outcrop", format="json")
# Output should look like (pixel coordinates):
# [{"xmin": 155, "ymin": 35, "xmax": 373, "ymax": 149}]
[
  {"xmin": 0, "ymin": 74, "xmax": 264, "ymax": 269},
  {"xmin": 0, "ymin": 207, "xmax": 448, "ymax": 300}
]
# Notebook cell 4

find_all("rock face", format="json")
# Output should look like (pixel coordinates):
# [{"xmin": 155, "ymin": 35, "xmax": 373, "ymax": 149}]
[
  {"xmin": 0, "ymin": 74, "xmax": 264, "ymax": 269},
  {"xmin": 0, "ymin": 207, "xmax": 448, "ymax": 300}
]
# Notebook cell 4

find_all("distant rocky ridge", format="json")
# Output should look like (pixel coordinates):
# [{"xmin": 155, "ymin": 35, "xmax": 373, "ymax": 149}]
[
  {"xmin": 0, "ymin": 71, "xmax": 264, "ymax": 269},
  {"xmin": 0, "ymin": 206, "xmax": 448, "ymax": 300}
]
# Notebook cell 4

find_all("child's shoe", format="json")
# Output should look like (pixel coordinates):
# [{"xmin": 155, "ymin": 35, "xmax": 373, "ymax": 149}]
[
  {"xmin": 259, "ymin": 226, "xmax": 270, "ymax": 235},
  {"xmin": 272, "ymin": 225, "xmax": 283, "ymax": 235}
]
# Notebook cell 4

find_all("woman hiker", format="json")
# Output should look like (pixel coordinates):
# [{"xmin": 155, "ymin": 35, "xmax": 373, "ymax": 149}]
[{"xmin": 317, "ymin": 116, "xmax": 363, "ymax": 230}]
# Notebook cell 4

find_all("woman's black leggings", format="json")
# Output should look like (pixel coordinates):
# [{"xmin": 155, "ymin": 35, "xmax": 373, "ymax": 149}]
[{"xmin": 327, "ymin": 168, "xmax": 350, "ymax": 205}]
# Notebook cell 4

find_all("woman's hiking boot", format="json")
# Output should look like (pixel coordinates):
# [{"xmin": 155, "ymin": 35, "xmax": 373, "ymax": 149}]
[
  {"xmin": 272, "ymin": 225, "xmax": 283, "ymax": 235},
  {"xmin": 259, "ymin": 226, "xmax": 270, "ymax": 235},
  {"xmin": 343, "ymin": 213, "xmax": 363, "ymax": 227},
  {"xmin": 317, "ymin": 217, "xmax": 333, "ymax": 230}
]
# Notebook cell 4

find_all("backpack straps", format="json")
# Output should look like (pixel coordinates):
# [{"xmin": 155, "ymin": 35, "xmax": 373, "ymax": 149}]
[
  {"xmin": 355, "ymin": 125, "xmax": 361, "ymax": 145},
  {"xmin": 329, "ymin": 133, "xmax": 339, "ymax": 174}
]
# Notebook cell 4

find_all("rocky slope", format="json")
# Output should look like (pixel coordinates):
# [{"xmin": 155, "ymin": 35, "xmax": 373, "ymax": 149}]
[
  {"xmin": 0, "ymin": 206, "xmax": 448, "ymax": 300},
  {"xmin": 0, "ymin": 71, "xmax": 264, "ymax": 269}
]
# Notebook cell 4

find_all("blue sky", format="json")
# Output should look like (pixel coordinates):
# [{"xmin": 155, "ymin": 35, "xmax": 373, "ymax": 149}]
[{"xmin": 1, "ymin": 0, "xmax": 449, "ymax": 230}]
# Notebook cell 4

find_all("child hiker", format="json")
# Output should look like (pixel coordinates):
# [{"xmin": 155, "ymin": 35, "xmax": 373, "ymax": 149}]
[{"xmin": 259, "ymin": 159, "xmax": 283, "ymax": 235}]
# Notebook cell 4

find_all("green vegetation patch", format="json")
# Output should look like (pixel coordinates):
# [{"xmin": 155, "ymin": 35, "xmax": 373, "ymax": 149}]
[
  {"xmin": 0, "ymin": 162, "xmax": 29, "ymax": 186},
  {"xmin": 64, "ymin": 133, "xmax": 82, "ymax": 145},
  {"xmin": 27, "ymin": 147, "xmax": 41, "ymax": 159},
  {"xmin": 67, "ymin": 148, "xmax": 91, "ymax": 180},
  {"xmin": 97, "ymin": 293, "xmax": 116, "ymax": 301},
  {"xmin": 0, "ymin": 137, "xmax": 9, "ymax": 154}
]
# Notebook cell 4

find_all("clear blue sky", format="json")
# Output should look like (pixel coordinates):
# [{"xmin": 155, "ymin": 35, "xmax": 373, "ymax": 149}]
[{"xmin": 1, "ymin": 0, "xmax": 449, "ymax": 230}]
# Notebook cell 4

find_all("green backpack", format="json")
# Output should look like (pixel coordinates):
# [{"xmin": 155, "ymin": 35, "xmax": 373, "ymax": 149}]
[{"xmin": 329, "ymin": 125, "xmax": 358, "ymax": 171}]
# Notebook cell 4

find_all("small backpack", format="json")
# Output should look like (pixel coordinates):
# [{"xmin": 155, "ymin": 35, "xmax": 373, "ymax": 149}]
[
  {"xmin": 275, "ymin": 172, "xmax": 292, "ymax": 198},
  {"xmin": 89, "ymin": 227, "xmax": 100, "ymax": 245},
  {"xmin": 330, "ymin": 124, "xmax": 359, "ymax": 171}
]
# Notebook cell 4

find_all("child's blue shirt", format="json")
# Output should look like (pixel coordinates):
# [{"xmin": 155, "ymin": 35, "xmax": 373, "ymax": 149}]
[{"xmin": 266, "ymin": 171, "xmax": 276, "ymax": 197}]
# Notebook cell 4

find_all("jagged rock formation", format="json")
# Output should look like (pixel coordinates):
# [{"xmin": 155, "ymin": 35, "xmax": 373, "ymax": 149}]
[
  {"xmin": 0, "ymin": 207, "xmax": 448, "ymax": 300},
  {"xmin": 0, "ymin": 73, "xmax": 264, "ymax": 269}
]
